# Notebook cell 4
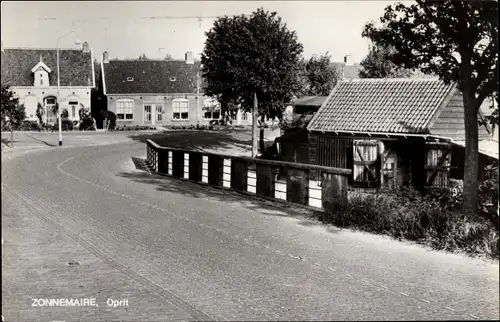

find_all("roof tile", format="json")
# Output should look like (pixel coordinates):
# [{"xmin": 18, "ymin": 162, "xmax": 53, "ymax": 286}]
[
  {"xmin": 307, "ymin": 78, "xmax": 456, "ymax": 134},
  {"xmin": 1, "ymin": 48, "xmax": 93, "ymax": 87},
  {"xmin": 103, "ymin": 60, "xmax": 203, "ymax": 94}
]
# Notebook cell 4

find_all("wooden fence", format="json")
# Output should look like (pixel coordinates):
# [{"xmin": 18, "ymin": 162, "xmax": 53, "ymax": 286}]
[{"xmin": 146, "ymin": 139, "xmax": 352, "ymax": 210}]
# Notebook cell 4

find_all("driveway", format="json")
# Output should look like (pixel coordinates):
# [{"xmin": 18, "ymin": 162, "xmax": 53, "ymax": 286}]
[{"xmin": 2, "ymin": 134, "xmax": 499, "ymax": 321}]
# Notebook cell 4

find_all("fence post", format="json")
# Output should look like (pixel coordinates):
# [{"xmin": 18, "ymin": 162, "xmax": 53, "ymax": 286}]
[
  {"xmin": 247, "ymin": 163, "xmax": 257, "ymax": 193},
  {"xmin": 202, "ymin": 155, "xmax": 209, "ymax": 183},
  {"xmin": 273, "ymin": 169, "xmax": 287, "ymax": 200},
  {"xmin": 167, "ymin": 150, "xmax": 173, "ymax": 175},
  {"xmin": 223, "ymin": 158, "xmax": 232, "ymax": 188},
  {"xmin": 184, "ymin": 153, "xmax": 190, "ymax": 179}
]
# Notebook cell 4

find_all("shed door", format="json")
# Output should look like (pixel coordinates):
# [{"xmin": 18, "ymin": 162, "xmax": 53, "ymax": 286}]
[
  {"xmin": 425, "ymin": 142, "xmax": 451, "ymax": 187},
  {"xmin": 353, "ymin": 140, "xmax": 381, "ymax": 188}
]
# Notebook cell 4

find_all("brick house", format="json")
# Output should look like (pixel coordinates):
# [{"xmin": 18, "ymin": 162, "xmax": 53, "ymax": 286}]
[
  {"xmin": 1, "ymin": 42, "xmax": 95, "ymax": 124},
  {"xmin": 101, "ymin": 51, "xmax": 253, "ymax": 127},
  {"xmin": 277, "ymin": 78, "xmax": 495, "ymax": 189}
]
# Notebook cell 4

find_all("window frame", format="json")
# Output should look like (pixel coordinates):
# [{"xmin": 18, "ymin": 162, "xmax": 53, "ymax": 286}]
[
  {"xmin": 172, "ymin": 98, "xmax": 189, "ymax": 120},
  {"xmin": 116, "ymin": 99, "xmax": 134, "ymax": 121},
  {"xmin": 156, "ymin": 104, "xmax": 164, "ymax": 122},
  {"xmin": 202, "ymin": 98, "xmax": 221, "ymax": 120}
]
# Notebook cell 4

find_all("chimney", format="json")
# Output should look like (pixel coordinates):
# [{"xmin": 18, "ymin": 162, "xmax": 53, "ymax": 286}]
[
  {"xmin": 344, "ymin": 54, "xmax": 353, "ymax": 66},
  {"xmin": 103, "ymin": 51, "xmax": 109, "ymax": 64},
  {"xmin": 185, "ymin": 51, "xmax": 194, "ymax": 65},
  {"xmin": 82, "ymin": 41, "xmax": 90, "ymax": 53}
]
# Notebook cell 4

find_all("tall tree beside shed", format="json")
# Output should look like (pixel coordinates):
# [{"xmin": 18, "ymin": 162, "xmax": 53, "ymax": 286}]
[
  {"xmin": 201, "ymin": 8, "xmax": 304, "ymax": 156},
  {"xmin": 362, "ymin": 0, "xmax": 498, "ymax": 216},
  {"xmin": 359, "ymin": 44, "xmax": 414, "ymax": 78},
  {"xmin": 1, "ymin": 84, "xmax": 26, "ymax": 145}
]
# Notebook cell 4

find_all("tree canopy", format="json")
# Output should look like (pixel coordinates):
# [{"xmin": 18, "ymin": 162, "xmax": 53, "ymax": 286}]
[
  {"xmin": 362, "ymin": 0, "xmax": 498, "ymax": 215},
  {"xmin": 297, "ymin": 52, "xmax": 339, "ymax": 96},
  {"xmin": 1, "ymin": 84, "xmax": 26, "ymax": 129},
  {"xmin": 201, "ymin": 8, "xmax": 303, "ymax": 121},
  {"xmin": 359, "ymin": 44, "xmax": 414, "ymax": 78}
]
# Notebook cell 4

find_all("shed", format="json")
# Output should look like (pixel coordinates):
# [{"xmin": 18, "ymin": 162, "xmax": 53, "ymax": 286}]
[{"xmin": 277, "ymin": 78, "xmax": 494, "ymax": 189}]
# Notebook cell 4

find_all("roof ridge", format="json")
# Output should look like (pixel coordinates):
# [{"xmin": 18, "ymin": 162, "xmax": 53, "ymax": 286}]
[{"xmin": 111, "ymin": 59, "xmax": 198, "ymax": 63}]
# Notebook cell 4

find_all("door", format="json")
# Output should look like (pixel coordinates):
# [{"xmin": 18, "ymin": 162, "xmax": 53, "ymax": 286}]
[
  {"xmin": 352, "ymin": 140, "xmax": 381, "ymax": 188},
  {"xmin": 143, "ymin": 104, "xmax": 152, "ymax": 125}
]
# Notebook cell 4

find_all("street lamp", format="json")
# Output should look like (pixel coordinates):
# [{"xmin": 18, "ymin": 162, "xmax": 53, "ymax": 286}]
[{"xmin": 56, "ymin": 30, "xmax": 82, "ymax": 146}]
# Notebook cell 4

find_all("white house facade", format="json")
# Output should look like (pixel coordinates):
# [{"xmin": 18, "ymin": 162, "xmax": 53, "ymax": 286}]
[{"xmin": 1, "ymin": 42, "xmax": 95, "ymax": 124}]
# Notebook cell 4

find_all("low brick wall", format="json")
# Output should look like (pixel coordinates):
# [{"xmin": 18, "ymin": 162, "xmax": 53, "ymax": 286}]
[{"xmin": 146, "ymin": 139, "xmax": 352, "ymax": 210}]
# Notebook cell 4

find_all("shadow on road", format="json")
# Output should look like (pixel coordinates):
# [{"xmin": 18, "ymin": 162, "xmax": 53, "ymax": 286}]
[
  {"xmin": 127, "ymin": 130, "xmax": 253, "ymax": 151},
  {"xmin": 115, "ymin": 168, "xmax": 327, "ymax": 224}
]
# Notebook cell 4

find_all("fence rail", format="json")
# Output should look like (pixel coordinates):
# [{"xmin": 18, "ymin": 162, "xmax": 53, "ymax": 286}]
[{"xmin": 146, "ymin": 140, "xmax": 352, "ymax": 210}]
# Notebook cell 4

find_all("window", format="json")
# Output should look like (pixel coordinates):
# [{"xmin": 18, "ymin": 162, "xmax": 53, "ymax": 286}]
[
  {"xmin": 242, "ymin": 112, "xmax": 248, "ymax": 121},
  {"xmin": 127, "ymin": 77, "xmax": 134, "ymax": 82},
  {"xmin": 203, "ymin": 98, "xmax": 221, "ymax": 120},
  {"xmin": 116, "ymin": 99, "xmax": 134, "ymax": 120},
  {"xmin": 156, "ymin": 105, "xmax": 163, "ymax": 121},
  {"xmin": 172, "ymin": 99, "xmax": 189, "ymax": 120},
  {"xmin": 69, "ymin": 101, "xmax": 78, "ymax": 118},
  {"xmin": 40, "ymin": 73, "xmax": 43, "ymax": 86},
  {"xmin": 169, "ymin": 76, "xmax": 176, "ymax": 82},
  {"xmin": 46, "ymin": 98, "xmax": 56, "ymax": 105}
]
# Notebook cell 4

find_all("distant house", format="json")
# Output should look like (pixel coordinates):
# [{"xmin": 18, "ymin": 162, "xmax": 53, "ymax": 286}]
[
  {"xmin": 0, "ymin": 42, "xmax": 95, "ymax": 124},
  {"xmin": 277, "ymin": 78, "xmax": 495, "ymax": 189},
  {"xmin": 101, "ymin": 51, "xmax": 252, "ymax": 127}
]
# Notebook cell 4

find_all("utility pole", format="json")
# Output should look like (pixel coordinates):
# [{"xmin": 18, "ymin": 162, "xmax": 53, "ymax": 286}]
[
  {"xmin": 252, "ymin": 93, "xmax": 258, "ymax": 158},
  {"xmin": 196, "ymin": 72, "xmax": 200, "ymax": 127}
]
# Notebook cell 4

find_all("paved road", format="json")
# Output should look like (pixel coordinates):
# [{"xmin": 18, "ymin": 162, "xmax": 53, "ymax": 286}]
[{"xmin": 2, "ymin": 135, "xmax": 499, "ymax": 321}]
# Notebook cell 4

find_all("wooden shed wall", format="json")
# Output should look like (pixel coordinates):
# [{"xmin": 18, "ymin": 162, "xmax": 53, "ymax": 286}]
[{"xmin": 430, "ymin": 91, "xmax": 491, "ymax": 141}]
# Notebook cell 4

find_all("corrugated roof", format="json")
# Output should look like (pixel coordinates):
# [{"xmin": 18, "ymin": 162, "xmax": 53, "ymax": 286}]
[
  {"xmin": 307, "ymin": 78, "xmax": 456, "ymax": 134},
  {"xmin": 292, "ymin": 96, "xmax": 328, "ymax": 107},
  {"xmin": 103, "ymin": 60, "xmax": 204, "ymax": 94},
  {"xmin": 1, "ymin": 48, "xmax": 93, "ymax": 87}
]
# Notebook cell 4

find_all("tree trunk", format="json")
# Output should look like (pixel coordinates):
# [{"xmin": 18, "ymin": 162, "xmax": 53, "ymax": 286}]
[
  {"xmin": 462, "ymin": 86, "xmax": 479, "ymax": 216},
  {"xmin": 252, "ymin": 93, "xmax": 258, "ymax": 158}
]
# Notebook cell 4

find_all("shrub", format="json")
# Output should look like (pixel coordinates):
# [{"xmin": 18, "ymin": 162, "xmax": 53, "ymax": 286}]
[
  {"xmin": 19, "ymin": 120, "xmax": 42, "ymax": 131},
  {"xmin": 324, "ymin": 186, "xmax": 499, "ymax": 259},
  {"xmin": 53, "ymin": 119, "xmax": 74, "ymax": 131}
]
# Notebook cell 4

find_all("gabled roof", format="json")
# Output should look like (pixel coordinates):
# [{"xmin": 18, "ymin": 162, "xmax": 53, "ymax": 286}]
[
  {"xmin": 1, "ymin": 48, "xmax": 94, "ymax": 87},
  {"xmin": 307, "ymin": 78, "xmax": 457, "ymax": 135},
  {"xmin": 31, "ymin": 60, "xmax": 52, "ymax": 73},
  {"xmin": 102, "ymin": 60, "xmax": 204, "ymax": 94}
]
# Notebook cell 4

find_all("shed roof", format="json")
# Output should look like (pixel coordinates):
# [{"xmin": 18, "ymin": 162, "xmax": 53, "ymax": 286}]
[
  {"xmin": 1, "ymin": 48, "xmax": 94, "ymax": 87},
  {"xmin": 102, "ymin": 59, "xmax": 204, "ymax": 94},
  {"xmin": 307, "ymin": 78, "xmax": 457, "ymax": 135}
]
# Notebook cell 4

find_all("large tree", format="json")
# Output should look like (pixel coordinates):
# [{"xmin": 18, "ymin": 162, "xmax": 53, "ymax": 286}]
[
  {"xmin": 91, "ymin": 59, "xmax": 107, "ymax": 129},
  {"xmin": 297, "ymin": 52, "xmax": 339, "ymax": 97},
  {"xmin": 363, "ymin": 0, "xmax": 498, "ymax": 215},
  {"xmin": 359, "ymin": 44, "xmax": 414, "ymax": 78},
  {"xmin": 201, "ymin": 8, "xmax": 303, "ymax": 155},
  {"xmin": 1, "ymin": 84, "xmax": 26, "ymax": 145}
]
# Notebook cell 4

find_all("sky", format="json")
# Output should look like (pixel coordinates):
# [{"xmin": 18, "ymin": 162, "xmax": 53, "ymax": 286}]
[{"xmin": 1, "ymin": 1, "xmax": 406, "ymax": 63}]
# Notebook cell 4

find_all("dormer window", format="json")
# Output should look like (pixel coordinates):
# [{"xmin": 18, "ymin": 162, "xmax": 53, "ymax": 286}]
[
  {"xmin": 127, "ymin": 77, "xmax": 134, "ymax": 82},
  {"xmin": 169, "ymin": 76, "xmax": 176, "ymax": 82},
  {"xmin": 31, "ymin": 60, "xmax": 51, "ymax": 88}
]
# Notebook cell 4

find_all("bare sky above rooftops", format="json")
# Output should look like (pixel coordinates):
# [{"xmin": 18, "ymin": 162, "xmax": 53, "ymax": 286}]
[{"xmin": 1, "ymin": 1, "xmax": 407, "ymax": 63}]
